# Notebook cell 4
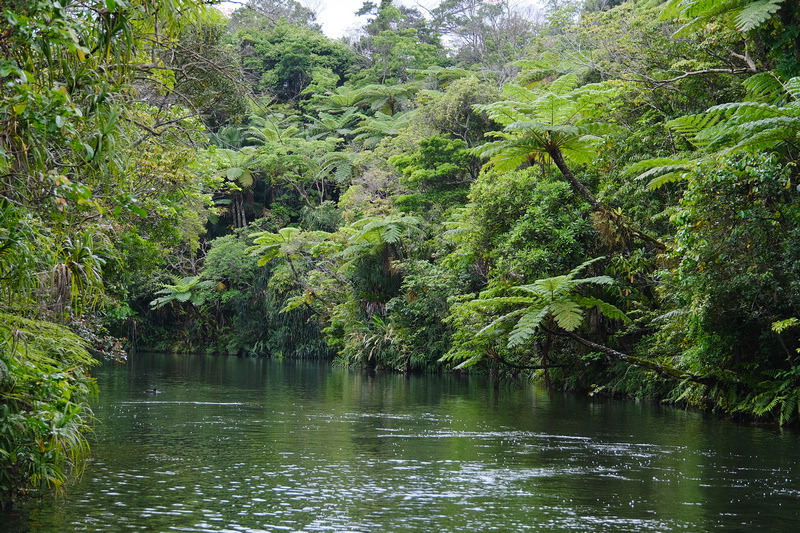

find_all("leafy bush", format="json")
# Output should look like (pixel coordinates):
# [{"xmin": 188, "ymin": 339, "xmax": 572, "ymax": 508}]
[{"xmin": 0, "ymin": 314, "xmax": 98, "ymax": 508}]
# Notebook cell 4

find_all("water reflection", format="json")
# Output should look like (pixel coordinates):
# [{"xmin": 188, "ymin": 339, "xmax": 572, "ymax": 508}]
[{"xmin": 3, "ymin": 353, "xmax": 800, "ymax": 532}]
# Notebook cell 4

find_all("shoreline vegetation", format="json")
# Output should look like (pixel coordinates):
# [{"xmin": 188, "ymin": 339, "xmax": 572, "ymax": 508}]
[{"xmin": 3, "ymin": 0, "xmax": 800, "ymax": 504}]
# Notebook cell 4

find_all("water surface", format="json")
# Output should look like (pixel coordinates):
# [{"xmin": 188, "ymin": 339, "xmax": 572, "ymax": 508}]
[{"xmin": 3, "ymin": 353, "xmax": 800, "ymax": 531}]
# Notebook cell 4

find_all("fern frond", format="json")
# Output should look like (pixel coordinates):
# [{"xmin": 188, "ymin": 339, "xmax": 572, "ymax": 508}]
[
  {"xmin": 723, "ymin": 116, "xmax": 800, "ymax": 152},
  {"xmin": 473, "ymin": 138, "xmax": 542, "ymax": 172},
  {"xmin": 578, "ymin": 297, "xmax": 631, "ymax": 322},
  {"xmin": 334, "ymin": 161, "xmax": 353, "ymax": 184},
  {"xmin": 780, "ymin": 387, "xmax": 800, "ymax": 425},
  {"xmin": 567, "ymin": 275, "xmax": 615, "ymax": 288},
  {"xmin": 753, "ymin": 392, "xmax": 782, "ymax": 417},
  {"xmin": 474, "ymin": 98, "xmax": 532, "ymax": 126},
  {"xmin": 744, "ymin": 72, "xmax": 785, "ymax": 103},
  {"xmin": 516, "ymin": 68, "xmax": 557, "ymax": 86},
  {"xmin": 732, "ymin": 0, "xmax": 783, "ymax": 32},
  {"xmin": 478, "ymin": 307, "xmax": 532, "ymax": 338},
  {"xmin": 624, "ymin": 155, "xmax": 696, "ymax": 189},
  {"xmin": 382, "ymin": 224, "xmax": 403, "ymax": 245},
  {"xmin": 546, "ymin": 73, "xmax": 580, "ymax": 96},
  {"xmin": 567, "ymin": 256, "xmax": 607, "ymax": 277},
  {"xmin": 508, "ymin": 306, "xmax": 550, "ymax": 347},
  {"xmin": 549, "ymin": 300, "xmax": 584, "ymax": 332},
  {"xmin": 785, "ymin": 77, "xmax": 800, "ymax": 100},
  {"xmin": 647, "ymin": 170, "xmax": 694, "ymax": 190},
  {"xmin": 623, "ymin": 156, "xmax": 692, "ymax": 177},
  {"xmin": 453, "ymin": 354, "xmax": 483, "ymax": 370}
]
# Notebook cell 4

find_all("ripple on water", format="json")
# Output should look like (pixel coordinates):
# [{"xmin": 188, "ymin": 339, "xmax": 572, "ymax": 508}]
[{"xmin": 6, "ymin": 357, "xmax": 800, "ymax": 533}]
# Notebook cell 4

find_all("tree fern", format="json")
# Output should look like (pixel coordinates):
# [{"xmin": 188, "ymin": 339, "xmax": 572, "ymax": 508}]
[
  {"xmin": 459, "ymin": 257, "xmax": 628, "ymax": 350},
  {"xmin": 352, "ymin": 112, "xmax": 414, "ymax": 149},
  {"xmin": 473, "ymin": 75, "xmax": 627, "ymax": 211},
  {"xmin": 216, "ymin": 147, "xmax": 256, "ymax": 188},
  {"xmin": 345, "ymin": 215, "xmax": 423, "ymax": 247},
  {"xmin": 315, "ymin": 151, "xmax": 358, "ymax": 185},
  {"xmin": 664, "ymin": 0, "xmax": 786, "ymax": 35},
  {"xmin": 627, "ymin": 74, "xmax": 800, "ymax": 187},
  {"xmin": 247, "ymin": 227, "xmax": 329, "ymax": 267},
  {"xmin": 150, "ymin": 276, "xmax": 214, "ymax": 309}
]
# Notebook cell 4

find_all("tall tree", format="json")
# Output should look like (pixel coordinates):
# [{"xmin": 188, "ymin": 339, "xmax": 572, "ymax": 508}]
[
  {"xmin": 351, "ymin": 0, "xmax": 447, "ymax": 84},
  {"xmin": 237, "ymin": 20, "xmax": 354, "ymax": 101},
  {"xmin": 431, "ymin": 0, "xmax": 542, "ymax": 83}
]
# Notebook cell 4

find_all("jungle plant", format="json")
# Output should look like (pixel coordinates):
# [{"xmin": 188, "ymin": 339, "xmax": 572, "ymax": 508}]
[
  {"xmin": 0, "ymin": 313, "xmax": 98, "ymax": 508},
  {"xmin": 473, "ymin": 73, "xmax": 622, "ymax": 209},
  {"xmin": 50, "ymin": 231, "xmax": 110, "ymax": 316},
  {"xmin": 628, "ymin": 73, "xmax": 800, "ymax": 189},
  {"xmin": 150, "ymin": 276, "xmax": 215, "ymax": 310},
  {"xmin": 473, "ymin": 73, "xmax": 664, "ymax": 251},
  {"xmin": 445, "ymin": 257, "xmax": 629, "ymax": 369}
]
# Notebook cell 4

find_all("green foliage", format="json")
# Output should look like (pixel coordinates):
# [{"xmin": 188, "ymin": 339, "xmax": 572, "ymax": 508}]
[
  {"xmin": 150, "ymin": 276, "xmax": 215, "ymax": 309},
  {"xmin": 351, "ymin": 1, "xmax": 447, "ymax": 84},
  {"xmin": 417, "ymin": 76, "xmax": 501, "ymax": 146},
  {"xmin": 663, "ymin": 152, "xmax": 800, "ymax": 375},
  {"xmin": 196, "ymin": 228, "xmax": 331, "ymax": 357},
  {"xmin": 390, "ymin": 135, "xmax": 476, "ymax": 213},
  {"xmin": 461, "ymin": 168, "xmax": 594, "ymax": 280},
  {"xmin": 664, "ymin": 0, "xmax": 787, "ymax": 35},
  {"xmin": 384, "ymin": 260, "xmax": 469, "ymax": 370},
  {"xmin": 667, "ymin": 75, "xmax": 800, "ymax": 158},
  {"xmin": 662, "ymin": 0, "xmax": 799, "ymax": 78},
  {"xmin": 430, "ymin": 0, "xmax": 536, "ymax": 82},
  {"xmin": 0, "ymin": 313, "xmax": 98, "ymax": 507},
  {"xmin": 445, "ymin": 257, "xmax": 627, "ymax": 368},
  {"xmin": 0, "ymin": 201, "xmax": 39, "ymax": 308},
  {"xmin": 475, "ymin": 74, "xmax": 625, "ymax": 172},
  {"xmin": 237, "ymin": 21, "xmax": 354, "ymax": 101},
  {"xmin": 392, "ymin": 136, "xmax": 475, "ymax": 189}
]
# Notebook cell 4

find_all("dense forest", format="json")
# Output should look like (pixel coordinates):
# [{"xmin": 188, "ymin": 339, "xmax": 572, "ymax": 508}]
[{"xmin": 2, "ymin": 0, "xmax": 800, "ymax": 506}]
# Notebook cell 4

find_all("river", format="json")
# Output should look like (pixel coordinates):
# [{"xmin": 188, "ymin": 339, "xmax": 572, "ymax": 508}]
[{"xmin": 2, "ymin": 352, "xmax": 800, "ymax": 531}]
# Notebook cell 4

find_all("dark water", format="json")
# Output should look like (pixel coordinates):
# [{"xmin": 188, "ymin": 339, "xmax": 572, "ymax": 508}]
[{"xmin": 3, "ymin": 353, "xmax": 800, "ymax": 532}]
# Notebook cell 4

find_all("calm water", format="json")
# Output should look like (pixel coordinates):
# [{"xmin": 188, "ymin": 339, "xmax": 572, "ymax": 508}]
[{"xmin": 3, "ymin": 353, "xmax": 800, "ymax": 531}]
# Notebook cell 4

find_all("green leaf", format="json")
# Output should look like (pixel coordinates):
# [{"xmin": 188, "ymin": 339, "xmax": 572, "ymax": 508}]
[
  {"xmin": 578, "ymin": 297, "xmax": 630, "ymax": 323},
  {"xmin": 508, "ymin": 307, "xmax": 550, "ymax": 347},
  {"xmin": 733, "ymin": 0, "xmax": 783, "ymax": 32},
  {"xmin": 550, "ymin": 300, "xmax": 584, "ymax": 332},
  {"xmin": 173, "ymin": 292, "xmax": 192, "ymax": 303},
  {"xmin": 226, "ymin": 167, "xmax": 244, "ymax": 180}
]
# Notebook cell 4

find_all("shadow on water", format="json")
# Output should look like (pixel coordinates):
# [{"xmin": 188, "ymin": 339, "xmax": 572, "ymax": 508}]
[{"xmin": 3, "ymin": 352, "xmax": 800, "ymax": 532}]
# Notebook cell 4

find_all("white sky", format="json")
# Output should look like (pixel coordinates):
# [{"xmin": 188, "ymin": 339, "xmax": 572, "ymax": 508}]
[
  {"xmin": 219, "ymin": 1, "xmax": 542, "ymax": 39},
  {"xmin": 315, "ymin": 0, "xmax": 439, "ymax": 38}
]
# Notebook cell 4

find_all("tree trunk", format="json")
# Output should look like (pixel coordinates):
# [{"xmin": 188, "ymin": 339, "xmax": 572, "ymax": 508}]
[
  {"xmin": 564, "ymin": 330, "xmax": 710, "ymax": 385},
  {"xmin": 550, "ymin": 147, "xmax": 665, "ymax": 251},
  {"xmin": 548, "ymin": 147, "xmax": 601, "ymax": 210},
  {"xmin": 232, "ymin": 190, "xmax": 246, "ymax": 229}
]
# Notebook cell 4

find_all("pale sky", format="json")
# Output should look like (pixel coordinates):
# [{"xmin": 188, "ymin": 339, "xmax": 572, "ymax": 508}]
[
  {"xmin": 315, "ymin": 0, "xmax": 439, "ymax": 38},
  {"xmin": 219, "ymin": 1, "xmax": 542, "ymax": 39}
]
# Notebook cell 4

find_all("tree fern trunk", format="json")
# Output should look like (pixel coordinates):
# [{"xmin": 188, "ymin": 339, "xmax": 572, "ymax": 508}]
[
  {"xmin": 548, "ymin": 147, "xmax": 601, "ymax": 209},
  {"xmin": 550, "ymin": 147, "xmax": 665, "ymax": 250},
  {"xmin": 233, "ymin": 190, "xmax": 246, "ymax": 229}
]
